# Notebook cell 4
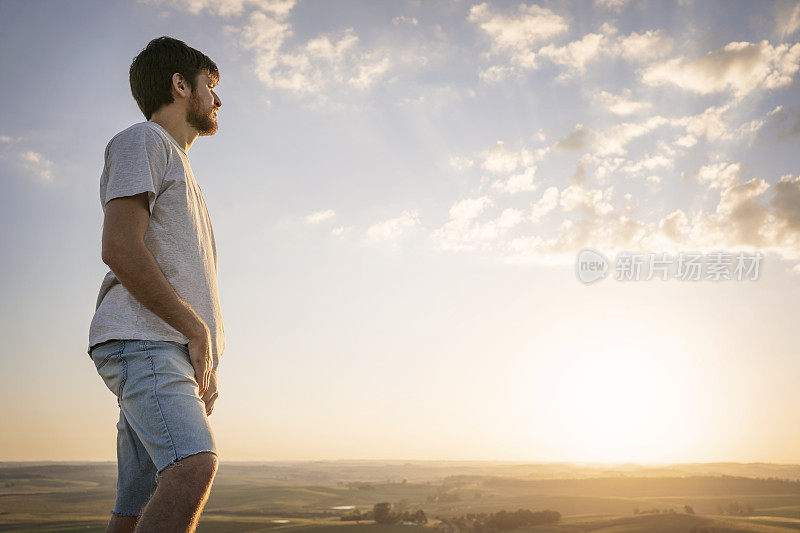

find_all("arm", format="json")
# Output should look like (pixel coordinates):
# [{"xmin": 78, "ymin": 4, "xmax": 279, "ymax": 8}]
[{"xmin": 101, "ymin": 192, "xmax": 213, "ymax": 396}]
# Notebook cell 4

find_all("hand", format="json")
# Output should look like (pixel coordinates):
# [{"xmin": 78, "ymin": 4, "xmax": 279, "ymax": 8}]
[
  {"xmin": 201, "ymin": 369, "xmax": 219, "ymax": 416},
  {"xmin": 187, "ymin": 325, "xmax": 213, "ymax": 396}
]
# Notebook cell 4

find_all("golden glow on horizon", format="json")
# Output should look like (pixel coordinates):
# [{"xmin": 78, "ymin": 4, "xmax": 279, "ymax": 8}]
[{"xmin": 514, "ymin": 315, "xmax": 704, "ymax": 463}]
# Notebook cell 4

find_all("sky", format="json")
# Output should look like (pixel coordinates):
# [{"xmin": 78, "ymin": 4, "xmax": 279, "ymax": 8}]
[{"xmin": 1, "ymin": 0, "xmax": 800, "ymax": 464}]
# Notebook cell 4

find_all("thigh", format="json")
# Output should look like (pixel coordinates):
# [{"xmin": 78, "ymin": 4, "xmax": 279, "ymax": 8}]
[
  {"xmin": 113, "ymin": 408, "xmax": 158, "ymax": 515},
  {"xmin": 117, "ymin": 340, "xmax": 217, "ymax": 474}
]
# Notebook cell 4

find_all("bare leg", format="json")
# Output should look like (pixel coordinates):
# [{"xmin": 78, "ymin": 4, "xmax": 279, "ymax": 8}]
[
  {"xmin": 134, "ymin": 452, "xmax": 218, "ymax": 533},
  {"xmin": 106, "ymin": 515, "xmax": 139, "ymax": 533}
]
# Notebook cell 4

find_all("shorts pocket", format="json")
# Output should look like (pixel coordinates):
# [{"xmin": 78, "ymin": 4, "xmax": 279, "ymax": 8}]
[{"xmin": 91, "ymin": 341, "xmax": 125, "ymax": 397}]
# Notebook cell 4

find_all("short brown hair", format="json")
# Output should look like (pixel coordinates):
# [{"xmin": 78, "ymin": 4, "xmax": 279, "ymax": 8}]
[{"xmin": 129, "ymin": 36, "xmax": 219, "ymax": 120}]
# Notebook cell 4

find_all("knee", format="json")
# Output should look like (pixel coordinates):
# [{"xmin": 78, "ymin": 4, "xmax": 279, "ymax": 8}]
[
  {"xmin": 186, "ymin": 451, "xmax": 218, "ymax": 484},
  {"xmin": 162, "ymin": 452, "xmax": 218, "ymax": 486}
]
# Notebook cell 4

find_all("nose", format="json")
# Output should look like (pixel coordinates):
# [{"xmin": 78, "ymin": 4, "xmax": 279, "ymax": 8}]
[{"xmin": 214, "ymin": 94, "xmax": 222, "ymax": 109}]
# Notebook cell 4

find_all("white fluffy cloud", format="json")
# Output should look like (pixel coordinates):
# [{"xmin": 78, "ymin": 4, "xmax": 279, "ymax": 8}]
[
  {"xmin": 469, "ymin": 6, "xmax": 674, "ymax": 82},
  {"xmin": 229, "ymin": 11, "xmax": 390, "ymax": 100},
  {"xmin": 17, "ymin": 150, "xmax": 54, "ymax": 182},
  {"xmin": 537, "ymin": 32, "xmax": 607, "ymax": 78},
  {"xmin": 593, "ymin": 116, "xmax": 670, "ymax": 156},
  {"xmin": 366, "ymin": 210, "xmax": 420, "ymax": 241},
  {"xmin": 530, "ymin": 186, "xmax": 559, "ymax": 222},
  {"xmin": 491, "ymin": 166, "xmax": 539, "ymax": 194},
  {"xmin": 142, "ymin": 0, "xmax": 394, "ymax": 103},
  {"xmin": 641, "ymin": 40, "xmax": 800, "ymax": 99},
  {"xmin": 613, "ymin": 29, "xmax": 674, "ymax": 63},
  {"xmin": 590, "ymin": 89, "xmax": 653, "ymax": 115},
  {"xmin": 305, "ymin": 209, "xmax": 336, "ymax": 224},
  {"xmin": 467, "ymin": 2, "xmax": 569, "ymax": 70},
  {"xmin": 431, "ymin": 196, "xmax": 525, "ymax": 251},
  {"xmin": 688, "ymin": 162, "xmax": 743, "ymax": 190},
  {"xmin": 479, "ymin": 142, "xmax": 537, "ymax": 173},
  {"xmin": 594, "ymin": 0, "xmax": 630, "ymax": 11},
  {"xmin": 140, "ymin": 0, "xmax": 295, "ymax": 17}
]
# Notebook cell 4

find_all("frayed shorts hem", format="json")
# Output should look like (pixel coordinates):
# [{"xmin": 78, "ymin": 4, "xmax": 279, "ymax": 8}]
[
  {"xmin": 156, "ymin": 449, "xmax": 218, "ymax": 476},
  {"xmin": 110, "ymin": 509, "xmax": 141, "ymax": 517}
]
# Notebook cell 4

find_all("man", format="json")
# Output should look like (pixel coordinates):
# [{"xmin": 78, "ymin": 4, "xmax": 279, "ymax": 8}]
[{"xmin": 87, "ymin": 36, "xmax": 224, "ymax": 533}]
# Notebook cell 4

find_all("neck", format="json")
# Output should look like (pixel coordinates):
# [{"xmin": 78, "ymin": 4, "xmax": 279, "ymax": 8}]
[{"xmin": 148, "ymin": 112, "xmax": 198, "ymax": 153}]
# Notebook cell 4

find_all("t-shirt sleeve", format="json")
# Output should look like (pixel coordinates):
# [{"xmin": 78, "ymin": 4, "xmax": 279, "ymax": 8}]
[{"xmin": 101, "ymin": 126, "xmax": 170, "ymax": 215}]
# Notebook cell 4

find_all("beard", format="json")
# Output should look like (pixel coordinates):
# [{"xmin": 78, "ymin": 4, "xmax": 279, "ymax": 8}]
[{"xmin": 186, "ymin": 91, "xmax": 218, "ymax": 135}]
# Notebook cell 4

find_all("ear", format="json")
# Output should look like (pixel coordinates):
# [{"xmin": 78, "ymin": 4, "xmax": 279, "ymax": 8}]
[{"xmin": 171, "ymin": 72, "xmax": 190, "ymax": 99}]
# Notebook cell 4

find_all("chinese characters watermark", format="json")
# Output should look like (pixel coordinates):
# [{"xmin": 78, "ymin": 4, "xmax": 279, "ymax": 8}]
[{"xmin": 576, "ymin": 248, "xmax": 762, "ymax": 284}]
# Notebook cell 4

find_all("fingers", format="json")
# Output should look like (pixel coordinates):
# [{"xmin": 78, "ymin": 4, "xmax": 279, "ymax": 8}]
[
  {"xmin": 194, "ymin": 359, "xmax": 210, "ymax": 396},
  {"xmin": 203, "ymin": 392, "xmax": 218, "ymax": 416},
  {"xmin": 195, "ymin": 364, "xmax": 207, "ymax": 396},
  {"xmin": 190, "ymin": 349, "xmax": 212, "ymax": 396},
  {"xmin": 202, "ymin": 362, "xmax": 211, "ymax": 395}
]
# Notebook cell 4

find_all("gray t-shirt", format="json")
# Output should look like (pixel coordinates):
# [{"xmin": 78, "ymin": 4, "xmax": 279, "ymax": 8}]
[{"xmin": 88, "ymin": 121, "xmax": 225, "ymax": 366}]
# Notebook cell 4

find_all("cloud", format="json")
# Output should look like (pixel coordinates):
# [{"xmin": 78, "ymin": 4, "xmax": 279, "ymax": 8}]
[
  {"xmin": 531, "ymin": 28, "xmax": 672, "ymax": 81},
  {"xmin": 175, "ymin": 2, "xmax": 393, "ymax": 104},
  {"xmin": 675, "ymin": 134, "xmax": 698, "ymax": 148},
  {"xmin": 230, "ymin": 10, "xmax": 391, "ymax": 100},
  {"xmin": 331, "ymin": 225, "xmax": 352, "ymax": 237},
  {"xmin": 505, "ymin": 209, "xmax": 649, "ymax": 264},
  {"xmin": 490, "ymin": 166, "xmax": 539, "ymax": 194},
  {"xmin": 771, "ymin": 174, "xmax": 800, "ymax": 234},
  {"xmin": 613, "ymin": 29, "xmax": 674, "ymax": 63},
  {"xmin": 537, "ymin": 32, "xmax": 606, "ymax": 78},
  {"xmin": 479, "ymin": 141, "xmax": 537, "ymax": 173},
  {"xmin": 530, "ymin": 186, "xmax": 559, "ymax": 222},
  {"xmin": 470, "ymin": 7, "xmax": 674, "ymax": 82},
  {"xmin": 0, "ymin": 134, "xmax": 54, "ymax": 182},
  {"xmin": 594, "ymin": 0, "xmax": 630, "ymax": 11},
  {"xmin": 431, "ymin": 196, "xmax": 525, "ymax": 251},
  {"xmin": 670, "ymin": 103, "xmax": 732, "ymax": 143},
  {"xmin": 366, "ymin": 210, "xmax": 420, "ymax": 241},
  {"xmin": 11, "ymin": 150, "xmax": 54, "ymax": 182},
  {"xmin": 554, "ymin": 124, "xmax": 595, "ymax": 152},
  {"xmin": 305, "ymin": 209, "xmax": 336, "ymax": 224},
  {"xmin": 467, "ymin": 2, "xmax": 569, "ymax": 81},
  {"xmin": 593, "ymin": 115, "xmax": 670, "ymax": 156},
  {"xmin": 478, "ymin": 64, "xmax": 519, "ymax": 83},
  {"xmin": 776, "ymin": 1, "xmax": 800, "ymax": 39},
  {"xmin": 656, "ymin": 209, "xmax": 690, "ymax": 243},
  {"xmin": 560, "ymin": 184, "xmax": 614, "ymax": 216},
  {"xmin": 590, "ymin": 89, "xmax": 653, "ymax": 115},
  {"xmin": 686, "ymin": 162, "xmax": 743, "ymax": 189},
  {"xmin": 392, "ymin": 15, "xmax": 418, "ymax": 26},
  {"xmin": 620, "ymin": 153, "xmax": 674, "ymax": 176},
  {"xmin": 448, "ymin": 196, "xmax": 493, "ymax": 221},
  {"xmin": 502, "ymin": 173, "xmax": 800, "ymax": 264},
  {"xmin": 750, "ymin": 105, "xmax": 800, "ymax": 144},
  {"xmin": 139, "ymin": 0, "xmax": 295, "ymax": 17},
  {"xmin": 641, "ymin": 40, "xmax": 800, "ymax": 99},
  {"xmin": 685, "ymin": 178, "xmax": 776, "ymax": 251},
  {"xmin": 468, "ymin": 2, "xmax": 569, "ymax": 70},
  {"xmin": 449, "ymin": 156, "xmax": 475, "ymax": 171}
]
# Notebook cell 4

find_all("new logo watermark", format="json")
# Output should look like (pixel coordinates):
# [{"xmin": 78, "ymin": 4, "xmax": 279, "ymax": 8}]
[
  {"xmin": 575, "ymin": 249, "xmax": 763, "ymax": 284},
  {"xmin": 576, "ymin": 248, "xmax": 610, "ymax": 284}
]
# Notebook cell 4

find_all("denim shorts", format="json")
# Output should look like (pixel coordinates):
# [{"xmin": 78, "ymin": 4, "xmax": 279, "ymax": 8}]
[{"xmin": 89, "ymin": 339, "xmax": 217, "ymax": 516}]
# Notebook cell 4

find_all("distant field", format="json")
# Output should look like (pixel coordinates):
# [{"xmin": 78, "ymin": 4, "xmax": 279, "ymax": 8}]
[{"xmin": 3, "ymin": 461, "xmax": 800, "ymax": 531}]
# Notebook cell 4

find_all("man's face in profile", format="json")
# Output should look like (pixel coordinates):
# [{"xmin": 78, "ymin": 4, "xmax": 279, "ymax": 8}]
[{"xmin": 187, "ymin": 70, "xmax": 221, "ymax": 136}]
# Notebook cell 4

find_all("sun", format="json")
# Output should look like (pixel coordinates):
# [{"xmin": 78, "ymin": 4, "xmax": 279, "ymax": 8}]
[{"xmin": 514, "ymin": 312, "xmax": 706, "ymax": 464}]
